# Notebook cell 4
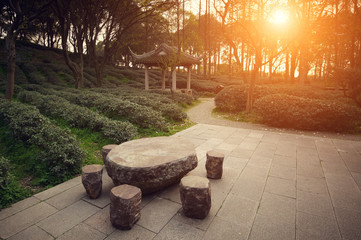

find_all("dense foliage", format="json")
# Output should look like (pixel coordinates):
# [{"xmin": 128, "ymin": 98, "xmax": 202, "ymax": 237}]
[
  {"xmin": 18, "ymin": 90, "xmax": 137, "ymax": 143},
  {"xmin": 0, "ymin": 99, "xmax": 84, "ymax": 182},
  {"xmin": 254, "ymin": 94, "xmax": 361, "ymax": 131},
  {"xmin": 215, "ymin": 85, "xmax": 247, "ymax": 112}
]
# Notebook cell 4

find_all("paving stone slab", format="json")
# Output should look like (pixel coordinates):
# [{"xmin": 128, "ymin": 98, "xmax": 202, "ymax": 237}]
[
  {"xmin": 37, "ymin": 200, "xmax": 99, "ymax": 238},
  {"xmin": 296, "ymin": 176, "xmax": 328, "ymax": 195},
  {"xmin": 247, "ymin": 156, "xmax": 272, "ymax": 169},
  {"xmin": 137, "ymin": 197, "xmax": 181, "ymax": 233},
  {"xmin": 351, "ymin": 171, "xmax": 361, "ymax": 190},
  {"xmin": 297, "ymin": 164, "xmax": 325, "ymax": 179},
  {"xmin": 325, "ymin": 174, "xmax": 360, "ymax": 193},
  {"xmin": 230, "ymin": 147, "xmax": 254, "ymax": 159},
  {"xmin": 153, "ymin": 218, "xmax": 205, "ymax": 240},
  {"xmin": 0, "ymin": 196, "xmax": 40, "ymax": 221},
  {"xmin": 296, "ymin": 211, "xmax": 341, "ymax": 240},
  {"xmin": 321, "ymin": 161, "xmax": 350, "ymax": 177},
  {"xmin": 257, "ymin": 192, "xmax": 296, "ymax": 224},
  {"xmin": 328, "ymin": 188, "xmax": 361, "ymax": 212},
  {"xmin": 231, "ymin": 177, "xmax": 265, "ymax": 201},
  {"xmin": 296, "ymin": 190, "xmax": 335, "ymax": 218},
  {"xmin": 105, "ymin": 225, "xmax": 156, "ymax": 240},
  {"xmin": 223, "ymin": 156, "xmax": 247, "ymax": 170},
  {"xmin": 57, "ymin": 223, "xmax": 106, "ymax": 240},
  {"xmin": 84, "ymin": 205, "xmax": 116, "ymax": 235},
  {"xmin": 240, "ymin": 165, "xmax": 269, "ymax": 183},
  {"xmin": 272, "ymin": 155, "xmax": 296, "ymax": 168},
  {"xmin": 265, "ymin": 176, "xmax": 296, "ymax": 198},
  {"xmin": 269, "ymin": 164, "xmax": 296, "ymax": 181},
  {"xmin": 7, "ymin": 225, "xmax": 54, "ymax": 240},
  {"xmin": 158, "ymin": 183, "xmax": 181, "ymax": 204},
  {"xmin": 45, "ymin": 184, "xmax": 87, "ymax": 210},
  {"xmin": 217, "ymin": 193, "xmax": 258, "ymax": 227},
  {"xmin": 0, "ymin": 202, "xmax": 57, "ymax": 239},
  {"xmin": 334, "ymin": 207, "xmax": 361, "ymax": 240},
  {"xmin": 202, "ymin": 216, "xmax": 250, "ymax": 240},
  {"xmin": 249, "ymin": 213, "xmax": 295, "ymax": 240},
  {"xmin": 34, "ymin": 176, "xmax": 81, "ymax": 201},
  {"xmin": 173, "ymin": 206, "xmax": 216, "ymax": 231},
  {"xmin": 275, "ymin": 144, "xmax": 296, "ymax": 157}
]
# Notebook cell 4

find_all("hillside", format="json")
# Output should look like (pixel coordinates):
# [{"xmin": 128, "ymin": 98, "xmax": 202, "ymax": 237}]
[{"xmin": 0, "ymin": 41, "xmax": 215, "ymax": 209}]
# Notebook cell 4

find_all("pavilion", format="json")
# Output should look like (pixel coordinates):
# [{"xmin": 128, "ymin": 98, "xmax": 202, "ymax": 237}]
[{"xmin": 129, "ymin": 43, "xmax": 202, "ymax": 93}]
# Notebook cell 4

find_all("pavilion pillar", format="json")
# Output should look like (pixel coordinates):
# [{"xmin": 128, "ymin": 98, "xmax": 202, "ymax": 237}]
[
  {"xmin": 145, "ymin": 65, "xmax": 149, "ymax": 91},
  {"xmin": 172, "ymin": 67, "xmax": 177, "ymax": 91},
  {"xmin": 161, "ymin": 68, "xmax": 166, "ymax": 90},
  {"xmin": 187, "ymin": 66, "xmax": 191, "ymax": 91}
]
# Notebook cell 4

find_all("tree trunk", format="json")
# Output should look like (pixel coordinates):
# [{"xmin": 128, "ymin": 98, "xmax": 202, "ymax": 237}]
[
  {"xmin": 246, "ymin": 49, "xmax": 261, "ymax": 113},
  {"xmin": 5, "ymin": 33, "xmax": 16, "ymax": 101},
  {"xmin": 298, "ymin": 44, "xmax": 308, "ymax": 85}
]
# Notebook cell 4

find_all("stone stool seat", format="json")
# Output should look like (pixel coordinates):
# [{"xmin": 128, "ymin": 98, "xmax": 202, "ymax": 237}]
[
  {"xmin": 206, "ymin": 150, "xmax": 225, "ymax": 179},
  {"xmin": 101, "ymin": 144, "xmax": 117, "ymax": 162},
  {"xmin": 110, "ymin": 184, "xmax": 141, "ymax": 230},
  {"xmin": 82, "ymin": 164, "xmax": 103, "ymax": 199},
  {"xmin": 179, "ymin": 176, "xmax": 211, "ymax": 219}
]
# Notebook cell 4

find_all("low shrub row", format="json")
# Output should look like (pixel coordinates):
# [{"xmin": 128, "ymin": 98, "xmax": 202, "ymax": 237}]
[
  {"xmin": 0, "ymin": 99, "xmax": 84, "ymax": 183},
  {"xmin": 18, "ymin": 90, "xmax": 137, "ymax": 143},
  {"xmin": 254, "ymin": 94, "xmax": 361, "ymax": 131},
  {"xmin": 215, "ymin": 85, "xmax": 247, "ymax": 112},
  {"xmin": 91, "ymin": 87, "xmax": 187, "ymax": 121},
  {"xmin": 22, "ymin": 85, "xmax": 169, "ymax": 131}
]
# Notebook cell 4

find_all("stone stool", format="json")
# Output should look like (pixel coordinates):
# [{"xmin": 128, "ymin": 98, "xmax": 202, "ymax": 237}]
[
  {"xmin": 179, "ymin": 176, "xmax": 211, "ymax": 219},
  {"xmin": 101, "ymin": 144, "xmax": 118, "ymax": 162},
  {"xmin": 206, "ymin": 150, "xmax": 225, "ymax": 179},
  {"xmin": 82, "ymin": 164, "xmax": 103, "ymax": 199},
  {"xmin": 110, "ymin": 184, "xmax": 141, "ymax": 230}
]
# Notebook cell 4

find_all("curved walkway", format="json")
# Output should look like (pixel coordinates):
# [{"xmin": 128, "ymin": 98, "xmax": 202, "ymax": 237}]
[{"xmin": 187, "ymin": 98, "xmax": 361, "ymax": 141}]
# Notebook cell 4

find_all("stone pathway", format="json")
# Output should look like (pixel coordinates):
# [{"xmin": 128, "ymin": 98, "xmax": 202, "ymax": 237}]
[{"xmin": 1, "ymin": 100, "xmax": 361, "ymax": 239}]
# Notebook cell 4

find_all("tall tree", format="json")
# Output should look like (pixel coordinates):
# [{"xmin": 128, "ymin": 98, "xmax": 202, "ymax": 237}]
[{"xmin": 1, "ymin": 0, "xmax": 52, "ymax": 100}]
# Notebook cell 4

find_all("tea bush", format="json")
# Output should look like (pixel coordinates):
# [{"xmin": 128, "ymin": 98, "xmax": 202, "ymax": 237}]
[
  {"xmin": 215, "ymin": 85, "xmax": 248, "ymax": 112},
  {"xmin": 254, "ymin": 94, "xmax": 361, "ymax": 131},
  {"xmin": 0, "ymin": 156, "xmax": 9, "ymax": 188},
  {"xmin": 91, "ymin": 87, "xmax": 187, "ymax": 121},
  {"xmin": 18, "ymin": 90, "xmax": 137, "ymax": 143},
  {"xmin": 0, "ymin": 156, "xmax": 32, "ymax": 208},
  {"xmin": 0, "ymin": 99, "xmax": 84, "ymax": 182},
  {"xmin": 22, "ymin": 85, "xmax": 169, "ymax": 131}
]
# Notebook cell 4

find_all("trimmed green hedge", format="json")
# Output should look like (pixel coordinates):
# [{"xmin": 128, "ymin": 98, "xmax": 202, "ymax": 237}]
[
  {"xmin": 18, "ymin": 90, "xmax": 137, "ymax": 143},
  {"xmin": 254, "ymin": 94, "xmax": 361, "ymax": 131},
  {"xmin": 215, "ymin": 85, "xmax": 247, "ymax": 112},
  {"xmin": 0, "ymin": 99, "xmax": 84, "ymax": 182},
  {"xmin": 91, "ymin": 87, "xmax": 187, "ymax": 121},
  {"xmin": 23, "ymin": 85, "xmax": 169, "ymax": 131},
  {"xmin": 0, "ymin": 156, "xmax": 9, "ymax": 189}
]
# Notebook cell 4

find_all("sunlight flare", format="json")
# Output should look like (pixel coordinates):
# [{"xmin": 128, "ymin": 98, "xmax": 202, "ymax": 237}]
[{"xmin": 269, "ymin": 9, "xmax": 289, "ymax": 24}]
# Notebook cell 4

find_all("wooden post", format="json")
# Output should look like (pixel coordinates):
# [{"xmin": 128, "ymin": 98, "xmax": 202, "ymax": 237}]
[
  {"xmin": 161, "ymin": 68, "xmax": 166, "ymax": 90},
  {"xmin": 172, "ymin": 67, "xmax": 177, "ymax": 91},
  {"xmin": 145, "ymin": 65, "xmax": 149, "ymax": 90},
  {"xmin": 187, "ymin": 66, "xmax": 191, "ymax": 91}
]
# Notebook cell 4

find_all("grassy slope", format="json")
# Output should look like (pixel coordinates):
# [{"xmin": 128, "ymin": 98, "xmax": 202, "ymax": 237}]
[{"xmin": 0, "ymin": 40, "xmax": 203, "ymax": 208}]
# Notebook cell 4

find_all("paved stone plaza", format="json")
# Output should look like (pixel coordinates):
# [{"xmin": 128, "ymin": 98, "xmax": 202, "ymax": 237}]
[{"xmin": 0, "ymin": 123, "xmax": 361, "ymax": 240}]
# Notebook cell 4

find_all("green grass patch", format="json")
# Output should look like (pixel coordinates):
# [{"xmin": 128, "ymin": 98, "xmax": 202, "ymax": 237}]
[
  {"xmin": 53, "ymin": 118, "xmax": 113, "ymax": 166},
  {"xmin": 212, "ymin": 107, "xmax": 261, "ymax": 123},
  {"xmin": 137, "ymin": 119, "xmax": 195, "ymax": 138}
]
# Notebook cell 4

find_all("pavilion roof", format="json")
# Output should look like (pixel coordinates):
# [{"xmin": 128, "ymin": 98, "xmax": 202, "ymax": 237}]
[{"xmin": 129, "ymin": 43, "xmax": 202, "ymax": 67}]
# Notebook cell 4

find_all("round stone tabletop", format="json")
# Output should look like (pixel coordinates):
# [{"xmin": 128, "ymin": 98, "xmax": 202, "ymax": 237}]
[{"xmin": 104, "ymin": 136, "xmax": 198, "ymax": 194}]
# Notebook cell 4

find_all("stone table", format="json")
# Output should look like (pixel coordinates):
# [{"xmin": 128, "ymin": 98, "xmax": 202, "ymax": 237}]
[{"xmin": 104, "ymin": 136, "xmax": 198, "ymax": 194}]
